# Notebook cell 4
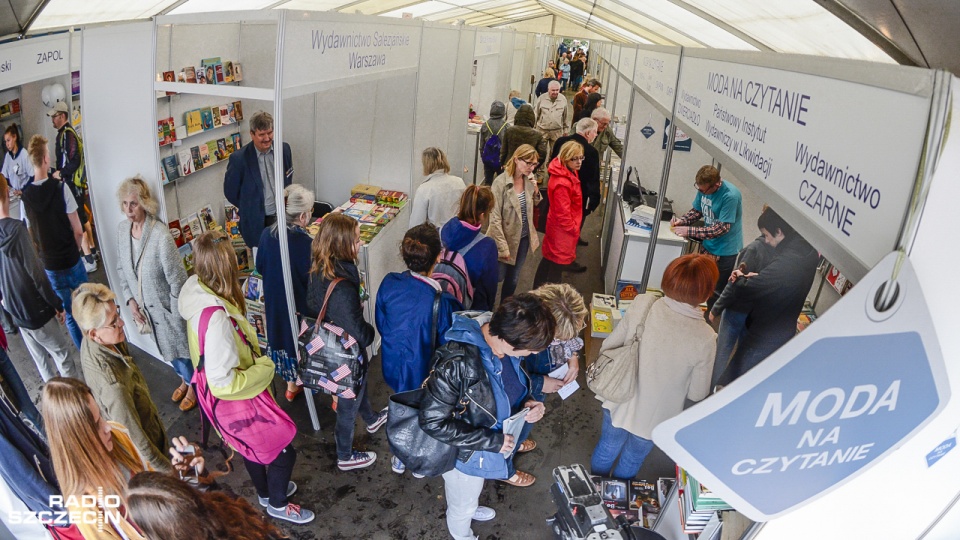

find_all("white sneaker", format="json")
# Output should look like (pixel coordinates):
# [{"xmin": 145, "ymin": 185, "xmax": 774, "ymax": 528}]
[
  {"xmin": 338, "ymin": 450, "xmax": 377, "ymax": 471},
  {"xmin": 472, "ymin": 506, "xmax": 496, "ymax": 522},
  {"xmin": 267, "ymin": 503, "xmax": 315, "ymax": 524},
  {"xmin": 83, "ymin": 257, "xmax": 98, "ymax": 273},
  {"xmin": 258, "ymin": 481, "xmax": 297, "ymax": 507},
  {"xmin": 391, "ymin": 455, "xmax": 405, "ymax": 474}
]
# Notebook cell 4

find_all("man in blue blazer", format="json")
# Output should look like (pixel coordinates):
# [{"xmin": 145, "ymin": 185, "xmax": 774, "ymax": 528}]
[{"xmin": 224, "ymin": 111, "xmax": 293, "ymax": 248}]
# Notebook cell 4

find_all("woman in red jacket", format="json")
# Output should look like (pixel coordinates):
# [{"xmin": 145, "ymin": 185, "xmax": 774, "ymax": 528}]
[{"xmin": 533, "ymin": 141, "xmax": 584, "ymax": 288}]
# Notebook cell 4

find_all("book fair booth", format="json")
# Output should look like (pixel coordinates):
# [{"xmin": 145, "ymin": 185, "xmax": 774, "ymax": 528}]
[{"xmin": 2, "ymin": 8, "xmax": 960, "ymax": 539}]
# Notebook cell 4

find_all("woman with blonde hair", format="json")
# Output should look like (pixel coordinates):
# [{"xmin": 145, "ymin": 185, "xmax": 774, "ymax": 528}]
[
  {"xmin": 307, "ymin": 213, "xmax": 386, "ymax": 472},
  {"xmin": 114, "ymin": 176, "xmax": 194, "ymax": 410},
  {"xmin": 42, "ymin": 378, "xmax": 205, "ymax": 539},
  {"xmin": 533, "ymin": 141, "xmax": 585, "ymax": 288},
  {"xmin": 73, "ymin": 282, "xmax": 170, "ymax": 472},
  {"xmin": 488, "ymin": 144, "xmax": 542, "ymax": 302},
  {"xmin": 525, "ymin": 283, "xmax": 588, "ymax": 401},
  {"xmin": 178, "ymin": 230, "xmax": 313, "ymax": 524},
  {"xmin": 409, "ymin": 147, "xmax": 466, "ymax": 229},
  {"xmin": 255, "ymin": 183, "xmax": 315, "ymax": 401}
]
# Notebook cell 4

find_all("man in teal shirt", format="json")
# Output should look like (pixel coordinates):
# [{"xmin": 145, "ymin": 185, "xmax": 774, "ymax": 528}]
[{"xmin": 671, "ymin": 165, "xmax": 743, "ymax": 317}]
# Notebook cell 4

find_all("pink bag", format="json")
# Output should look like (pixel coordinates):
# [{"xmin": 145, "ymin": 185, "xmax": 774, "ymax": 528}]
[{"xmin": 192, "ymin": 306, "xmax": 296, "ymax": 465}]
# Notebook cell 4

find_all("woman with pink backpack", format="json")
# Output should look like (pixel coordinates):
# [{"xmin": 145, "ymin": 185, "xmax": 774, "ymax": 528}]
[{"xmin": 178, "ymin": 230, "xmax": 314, "ymax": 525}]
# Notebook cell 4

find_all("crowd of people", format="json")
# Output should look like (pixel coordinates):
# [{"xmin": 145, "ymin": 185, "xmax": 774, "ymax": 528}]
[{"xmin": 0, "ymin": 47, "xmax": 820, "ymax": 539}]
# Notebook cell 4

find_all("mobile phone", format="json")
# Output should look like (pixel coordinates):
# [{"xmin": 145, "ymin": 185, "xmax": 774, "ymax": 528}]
[{"xmin": 177, "ymin": 445, "xmax": 199, "ymax": 480}]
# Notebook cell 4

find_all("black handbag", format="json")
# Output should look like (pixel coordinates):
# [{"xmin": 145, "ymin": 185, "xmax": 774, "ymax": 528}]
[
  {"xmin": 297, "ymin": 278, "xmax": 367, "ymax": 398},
  {"xmin": 386, "ymin": 289, "xmax": 460, "ymax": 477}
]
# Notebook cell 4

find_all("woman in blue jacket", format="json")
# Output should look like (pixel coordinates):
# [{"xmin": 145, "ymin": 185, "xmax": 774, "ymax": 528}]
[
  {"xmin": 440, "ymin": 185, "xmax": 499, "ymax": 311},
  {"xmin": 256, "ymin": 184, "xmax": 315, "ymax": 401},
  {"xmin": 376, "ymin": 223, "xmax": 461, "ymax": 475}
]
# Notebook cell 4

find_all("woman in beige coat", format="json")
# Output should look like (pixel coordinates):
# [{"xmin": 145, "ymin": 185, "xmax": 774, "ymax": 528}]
[
  {"xmin": 591, "ymin": 254, "xmax": 717, "ymax": 478},
  {"xmin": 488, "ymin": 144, "xmax": 542, "ymax": 301}
]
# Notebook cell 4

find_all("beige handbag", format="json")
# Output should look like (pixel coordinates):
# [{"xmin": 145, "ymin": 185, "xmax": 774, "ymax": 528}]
[{"xmin": 586, "ymin": 298, "xmax": 657, "ymax": 403}]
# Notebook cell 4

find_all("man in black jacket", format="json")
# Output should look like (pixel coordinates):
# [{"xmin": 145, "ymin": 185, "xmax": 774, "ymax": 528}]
[
  {"xmin": 420, "ymin": 294, "xmax": 554, "ymax": 540},
  {"xmin": 551, "ymin": 118, "xmax": 599, "ymax": 252},
  {"xmin": 0, "ymin": 173, "xmax": 81, "ymax": 385},
  {"xmin": 716, "ymin": 208, "xmax": 818, "ymax": 384}
]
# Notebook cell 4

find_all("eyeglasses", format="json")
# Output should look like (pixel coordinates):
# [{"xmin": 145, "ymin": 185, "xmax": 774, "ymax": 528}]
[
  {"xmin": 101, "ymin": 316, "xmax": 122, "ymax": 330},
  {"xmin": 519, "ymin": 158, "xmax": 539, "ymax": 167},
  {"xmin": 695, "ymin": 181, "xmax": 720, "ymax": 193},
  {"xmin": 570, "ymin": 156, "xmax": 586, "ymax": 162}
]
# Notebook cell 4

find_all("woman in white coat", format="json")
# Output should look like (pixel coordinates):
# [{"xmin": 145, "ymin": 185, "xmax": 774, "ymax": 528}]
[{"xmin": 409, "ymin": 147, "xmax": 466, "ymax": 229}]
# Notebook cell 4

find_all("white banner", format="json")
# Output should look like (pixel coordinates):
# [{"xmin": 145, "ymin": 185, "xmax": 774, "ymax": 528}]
[
  {"xmin": 282, "ymin": 19, "xmax": 421, "ymax": 90},
  {"xmin": 475, "ymin": 31, "xmax": 501, "ymax": 57},
  {"xmin": 675, "ymin": 56, "xmax": 931, "ymax": 270},
  {"xmin": 633, "ymin": 47, "xmax": 681, "ymax": 112},
  {"xmin": 0, "ymin": 34, "xmax": 71, "ymax": 89}
]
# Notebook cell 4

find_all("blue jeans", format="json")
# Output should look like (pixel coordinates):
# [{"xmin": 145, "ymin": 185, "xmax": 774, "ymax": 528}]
[
  {"xmin": 0, "ymin": 346, "xmax": 42, "ymax": 429},
  {"xmin": 172, "ymin": 357, "xmax": 195, "ymax": 384},
  {"xmin": 45, "ymin": 259, "xmax": 88, "ymax": 350},
  {"xmin": 591, "ymin": 409, "xmax": 654, "ymax": 479},
  {"xmin": 727, "ymin": 328, "xmax": 794, "ymax": 382},
  {"xmin": 499, "ymin": 234, "xmax": 530, "ymax": 302},
  {"xmin": 334, "ymin": 378, "xmax": 378, "ymax": 461},
  {"xmin": 712, "ymin": 309, "xmax": 748, "ymax": 388}
]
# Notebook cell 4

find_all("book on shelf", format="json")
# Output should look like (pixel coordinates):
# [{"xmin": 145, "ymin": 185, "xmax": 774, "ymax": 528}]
[
  {"xmin": 160, "ymin": 164, "xmax": 168, "ymax": 185},
  {"xmin": 158, "ymin": 117, "xmax": 176, "ymax": 146},
  {"xmin": 200, "ymin": 57, "xmax": 222, "ymax": 67},
  {"xmin": 200, "ymin": 107, "xmax": 214, "ymax": 131},
  {"xmin": 223, "ymin": 61, "xmax": 235, "ymax": 83},
  {"xmin": 233, "ymin": 238, "xmax": 251, "ymax": 273},
  {"xmin": 656, "ymin": 477, "xmax": 675, "ymax": 510},
  {"xmin": 218, "ymin": 105, "xmax": 231, "ymax": 126},
  {"xmin": 199, "ymin": 143, "xmax": 211, "ymax": 166},
  {"xmin": 162, "ymin": 71, "xmax": 175, "ymax": 83},
  {"xmin": 243, "ymin": 275, "xmax": 263, "ymax": 302},
  {"xmin": 185, "ymin": 110, "xmax": 202, "ymax": 136},
  {"xmin": 232, "ymin": 63, "xmax": 243, "ymax": 82},
  {"xmin": 178, "ymin": 243, "xmax": 195, "ymax": 273},
  {"xmin": 184, "ymin": 66, "xmax": 197, "ymax": 83},
  {"xmin": 246, "ymin": 301, "xmax": 266, "ymax": 343},
  {"xmin": 195, "ymin": 68, "xmax": 206, "ymax": 85},
  {"xmin": 226, "ymin": 102, "xmax": 237, "ymax": 124},
  {"xmin": 183, "ymin": 213, "xmax": 203, "ymax": 241},
  {"xmin": 168, "ymin": 220, "xmax": 185, "ymax": 247},
  {"xmin": 212, "ymin": 109, "xmax": 222, "ymax": 129},
  {"xmin": 225, "ymin": 137, "xmax": 235, "ymax": 154},
  {"xmin": 161, "ymin": 156, "xmax": 180, "ymax": 183},
  {"xmin": 233, "ymin": 101, "xmax": 243, "ymax": 121},
  {"xmin": 630, "ymin": 480, "xmax": 660, "ymax": 528},
  {"xmin": 202, "ymin": 65, "xmax": 216, "ymax": 85},
  {"xmin": 214, "ymin": 63, "xmax": 226, "ymax": 84},
  {"xmin": 198, "ymin": 204, "xmax": 218, "ymax": 232},
  {"xmin": 205, "ymin": 141, "xmax": 219, "ymax": 165},
  {"xmin": 177, "ymin": 149, "xmax": 193, "ymax": 176},
  {"xmin": 177, "ymin": 71, "xmax": 186, "ymax": 83},
  {"xmin": 0, "ymin": 104, "xmax": 11, "ymax": 117},
  {"xmin": 231, "ymin": 133, "xmax": 242, "ymax": 151},
  {"xmin": 188, "ymin": 146, "xmax": 201, "ymax": 171},
  {"xmin": 224, "ymin": 201, "xmax": 241, "ymax": 239},
  {"xmin": 215, "ymin": 139, "xmax": 227, "ymax": 160}
]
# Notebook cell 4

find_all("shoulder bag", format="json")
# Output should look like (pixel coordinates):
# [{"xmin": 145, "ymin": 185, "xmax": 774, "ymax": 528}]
[
  {"xmin": 586, "ymin": 297, "xmax": 658, "ymax": 403},
  {"xmin": 192, "ymin": 306, "xmax": 296, "ymax": 465},
  {"xmin": 298, "ymin": 278, "xmax": 367, "ymax": 398},
  {"xmin": 386, "ymin": 289, "xmax": 462, "ymax": 477}
]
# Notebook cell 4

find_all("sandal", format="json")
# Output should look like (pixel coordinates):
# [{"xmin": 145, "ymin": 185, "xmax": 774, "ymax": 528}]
[
  {"xmin": 500, "ymin": 470, "xmax": 536, "ymax": 487},
  {"xmin": 171, "ymin": 382, "xmax": 188, "ymax": 402},
  {"xmin": 517, "ymin": 439, "xmax": 537, "ymax": 453},
  {"xmin": 179, "ymin": 386, "xmax": 197, "ymax": 412},
  {"xmin": 285, "ymin": 386, "xmax": 303, "ymax": 402}
]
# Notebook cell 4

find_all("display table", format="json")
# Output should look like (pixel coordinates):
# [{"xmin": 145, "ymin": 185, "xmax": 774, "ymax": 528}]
[{"xmin": 603, "ymin": 196, "xmax": 686, "ymax": 294}]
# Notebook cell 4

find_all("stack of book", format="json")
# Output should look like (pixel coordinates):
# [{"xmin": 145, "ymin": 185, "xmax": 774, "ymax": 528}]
[
  {"xmin": 676, "ymin": 467, "xmax": 732, "ymax": 534},
  {"xmin": 318, "ymin": 187, "xmax": 408, "ymax": 245},
  {"xmin": 168, "ymin": 201, "xmax": 251, "ymax": 276},
  {"xmin": 625, "ymin": 205, "xmax": 656, "ymax": 233}
]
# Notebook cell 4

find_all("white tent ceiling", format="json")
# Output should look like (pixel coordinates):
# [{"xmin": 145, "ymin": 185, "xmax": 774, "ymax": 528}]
[{"xmin": 3, "ymin": 0, "xmax": 958, "ymax": 75}]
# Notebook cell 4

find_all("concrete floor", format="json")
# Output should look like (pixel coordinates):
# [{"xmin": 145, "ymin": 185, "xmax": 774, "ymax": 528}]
[{"xmin": 4, "ymin": 209, "xmax": 678, "ymax": 539}]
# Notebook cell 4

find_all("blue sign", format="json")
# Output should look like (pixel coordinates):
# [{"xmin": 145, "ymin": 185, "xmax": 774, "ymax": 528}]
[
  {"xmin": 926, "ymin": 435, "xmax": 956, "ymax": 467},
  {"xmin": 640, "ymin": 125, "xmax": 655, "ymax": 139}
]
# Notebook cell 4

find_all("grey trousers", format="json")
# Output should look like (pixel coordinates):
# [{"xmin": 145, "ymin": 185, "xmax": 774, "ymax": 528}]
[
  {"xmin": 442, "ymin": 467, "xmax": 485, "ymax": 540},
  {"xmin": 21, "ymin": 318, "xmax": 83, "ymax": 381}
]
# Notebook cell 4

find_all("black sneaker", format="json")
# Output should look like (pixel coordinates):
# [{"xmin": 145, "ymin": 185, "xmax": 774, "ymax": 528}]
[
  {"xmin": 563, "ymin": 262, "xmax": 588, "ymax": 273},
  {"xmin": 577, "ymin": 237, "xmax": 589, "ymax": 246}
]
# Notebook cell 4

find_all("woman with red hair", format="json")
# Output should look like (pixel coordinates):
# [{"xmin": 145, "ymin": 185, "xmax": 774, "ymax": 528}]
[{"xmin": 590, "ymin": 254, "xmax": 718, "ymax": 478}]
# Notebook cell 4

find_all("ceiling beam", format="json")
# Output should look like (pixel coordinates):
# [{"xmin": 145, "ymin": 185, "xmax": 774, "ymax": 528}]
[
  {"xmin": 560, "ymin": 0, "xmax": 683, "ymax": 46},
  {"xmin": 665, "ymin": 0, "xmax": 772, "ymax": 51},
  {"xmin": 18, "ymin": 0, "xmax": 52, "ymax": 37},
  {"xmin": 812, "ymin": 0, "xmax": 920, "ymax": 66}
]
